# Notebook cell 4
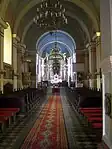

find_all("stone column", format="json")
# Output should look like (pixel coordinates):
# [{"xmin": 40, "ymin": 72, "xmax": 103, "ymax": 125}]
[
  {"xmin": 100, "ymin": 0, "xmax": 112, "ymax": 148},
  {"xmin": 41, "ymin": 58, "xmax": 44, "ymax": 80},
  {"xmin": 17, "ymin": 43, "xmax": 24, "ymax": 89},
  {"xmin": 19, "ymin": 44, "xmax": 26, "ymax": 72},
  {"xmin": 87, "ymin": 42, "xmax": 96, "ymax": 88},
  {"xmin": 23, "ymin": 49, "xmax": 28, "ymax": 73},
  {"xmin": 84, "ymin": 51, "xmax": 89, "ymax": 73},
  {"xmin": 84, "ymin": 50, "xmax": 89, "ymax": 87},
  {"xmin": 0, "ymin": 18, "xmax": 8, "ymax": 93},
  {"xmin": 18, "ymin": 44, "xmax": 28, "ymax": 88},
  {"xmin": 70, "ymin": 57, "xmax": 73, "ymax": 81},
  {"xmin": 24, "ymin": 61, "xmax": 28, "ymax": 72},
  {"xmin": 93, "ymin": 35, "xmax": 101, "ymax": 90},
  {"xmin": 38, "ymin": 57, "xmax": 42, "ymax": 82},
  {"xmin": 12, "ymin": 35, "xmax": 20, "ymax": 90}
]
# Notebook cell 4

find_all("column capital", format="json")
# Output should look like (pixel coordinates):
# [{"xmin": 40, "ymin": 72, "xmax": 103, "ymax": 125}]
[
  {"xmin": 13, "ymin": 34, "xmax": 20, "ymax": 42},
  {"xmin": 19, "ymin": 43, "xmax": 26, "ymax": 49},
  {"xmin": 18, "ymin": 43, "xmax": 26, "ymax": 54},
  {"xmin": 86, "ymin": 42, "xmax": 96, "ymax": 54},
  {"xmin": 86, "ymin": 41, "xmax": 96, "ymax": 50},
  {"xmin": 92, "ymin": 32, "xmax": 101, "ymax": 41},
  {"xmin": 101, "ymin": 56, "xmax": 112, "ymax": 73},
  {"xmin": 0, "ymin": 17, "xmax": 8, "ymax": 29},
  {"xmin": 93, "ymin": 36, "xmax": 101, "ymax": 42},
  {"xmin": 13, "ymin": 35, "xmax": 20, "ymax": 49},
  {"xmin": 92, "ymin": 33, "xmax": 101, "ymax": 47}
]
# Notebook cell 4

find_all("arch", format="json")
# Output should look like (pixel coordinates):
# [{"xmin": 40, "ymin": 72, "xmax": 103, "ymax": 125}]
[
  {"xmin": 0, "ymin": 0, "xmax": 10, "ymax": 18},
  {"xmin": 39, "ymin": 41, "xmax": 72, "ymax": 56},
  {"xmin": 14, "ymin": 0, "xmax": 99, "ymax": 34},
  {"xmin": 37, "ymin": 30, "xmax": 76, "ymax": 49},
  {"xmin": 36, "ymin": 30, "xmax": 76, "ymax": 57},
  {"xmin": 4, "ymin": 22, "xmax": 12, "ymax": 65},
  {"xmin": 21, "ymin": 12, "xmax": 91, "ymax": 43}
]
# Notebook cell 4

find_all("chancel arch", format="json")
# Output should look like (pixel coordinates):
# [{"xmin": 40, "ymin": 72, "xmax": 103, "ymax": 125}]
[
  {"xmin": 36, "ymin": 30, "xmax": 76, "ymax": 56},
  {"xmin": 36, "ymin": 30, "xmax": 76, "ymax": 85}
]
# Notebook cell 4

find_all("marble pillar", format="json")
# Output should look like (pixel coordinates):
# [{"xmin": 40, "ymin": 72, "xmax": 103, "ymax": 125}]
[
  {"xmin": 100, "ymin": 0, "xmax": 112, "ymax": 148},
  {"xmin": 0, "ymin": 18, "xmax": 7, "ymax": 93}
]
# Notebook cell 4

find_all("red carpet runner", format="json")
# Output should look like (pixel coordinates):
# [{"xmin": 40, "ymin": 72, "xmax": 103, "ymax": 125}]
[{"xmin": 21, "ymin": 95, "xmax": 68, "ymax": 149}]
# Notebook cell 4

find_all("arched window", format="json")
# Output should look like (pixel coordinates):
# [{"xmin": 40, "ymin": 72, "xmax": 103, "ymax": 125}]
[{"xmin": 4, "ymin": 23, "xmax": 12, "ymax": 65}]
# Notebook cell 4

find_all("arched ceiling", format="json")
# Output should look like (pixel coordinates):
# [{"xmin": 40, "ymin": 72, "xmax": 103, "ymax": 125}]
[
  {"xmin": 37, "ymin": 30, "xmax": 76, "ymax": 57},
  {"xmin": 0, "ymin": 0, "xmax": 100, "ymax": 52},
  {"xmin": 24, "ymin": 16, "xmax": 87, "ymax": 50}
]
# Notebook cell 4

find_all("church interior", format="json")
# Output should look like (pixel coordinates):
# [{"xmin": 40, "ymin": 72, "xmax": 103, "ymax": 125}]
[{"xmin": 0, "ymin": 0, "xmax": 112, "ymax": 149}]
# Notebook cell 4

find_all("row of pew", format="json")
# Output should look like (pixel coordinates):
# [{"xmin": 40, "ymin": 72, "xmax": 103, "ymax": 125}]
[
  {"xmin": 66, "ymin": 87, "xmax": 102, "ymax": 142},
  {"xmin": 0, "ymin": 87, "xmax": 46, "ymax": 132}
]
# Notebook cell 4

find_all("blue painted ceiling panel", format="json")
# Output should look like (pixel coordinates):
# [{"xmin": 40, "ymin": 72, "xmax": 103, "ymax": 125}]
[{"xmin": 36, "ymin": 30, "xmax": 76, "ymax": 57}]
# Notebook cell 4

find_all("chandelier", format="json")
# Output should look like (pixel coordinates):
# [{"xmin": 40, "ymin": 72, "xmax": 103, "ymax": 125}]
[{"xmin": 34, "ymin": 0, "xmax": 68, "ymax": 29}]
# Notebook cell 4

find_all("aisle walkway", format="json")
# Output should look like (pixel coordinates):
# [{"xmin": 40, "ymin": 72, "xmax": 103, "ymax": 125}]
[
  {"xmin": 0, "ymin": 88, "xmax": 100, "ymax": 149},
  {"xmin": 60, "ymin": 89, "xmax": 97, "ymax": 149},
  {"xmin": 20, "ymin": 88, "xmax": 98, "ymax": 149},
  {"xmin": 21, "ymin": 95, "xmax": 68, "ymax": 149}
]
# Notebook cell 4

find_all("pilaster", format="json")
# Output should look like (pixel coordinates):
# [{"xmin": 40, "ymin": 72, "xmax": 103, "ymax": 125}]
[
  {"xmin": 18, "ymin": 43, "xmax": 27, "ymax": 88},
  {"xmin": 84, "ymin": 50, "xmax": 89, "ymax": 87},
  {"xmin": 86, "ymin": 42, "xmax": 96, "ymax": 88},
  {"xmin": 84, "ymin": 50, "xmax": 89, "ymax": 73},
  {"xmin": 12, "ymin": 34, "xmax": 20, "ymax": 90},
  {"xmin": 93, "ymin": 34, "xmax": 101, "ymax": 90}
]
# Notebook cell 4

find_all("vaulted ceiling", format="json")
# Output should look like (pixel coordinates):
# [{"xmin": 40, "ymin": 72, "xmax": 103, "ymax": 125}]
[
  {"xmin": 0, "ymin": 0, "xmax": 100, "ymax": 51},
  {"xmin": 37, "ymin": 30, "xmax": 76, "ymax": 57}
]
